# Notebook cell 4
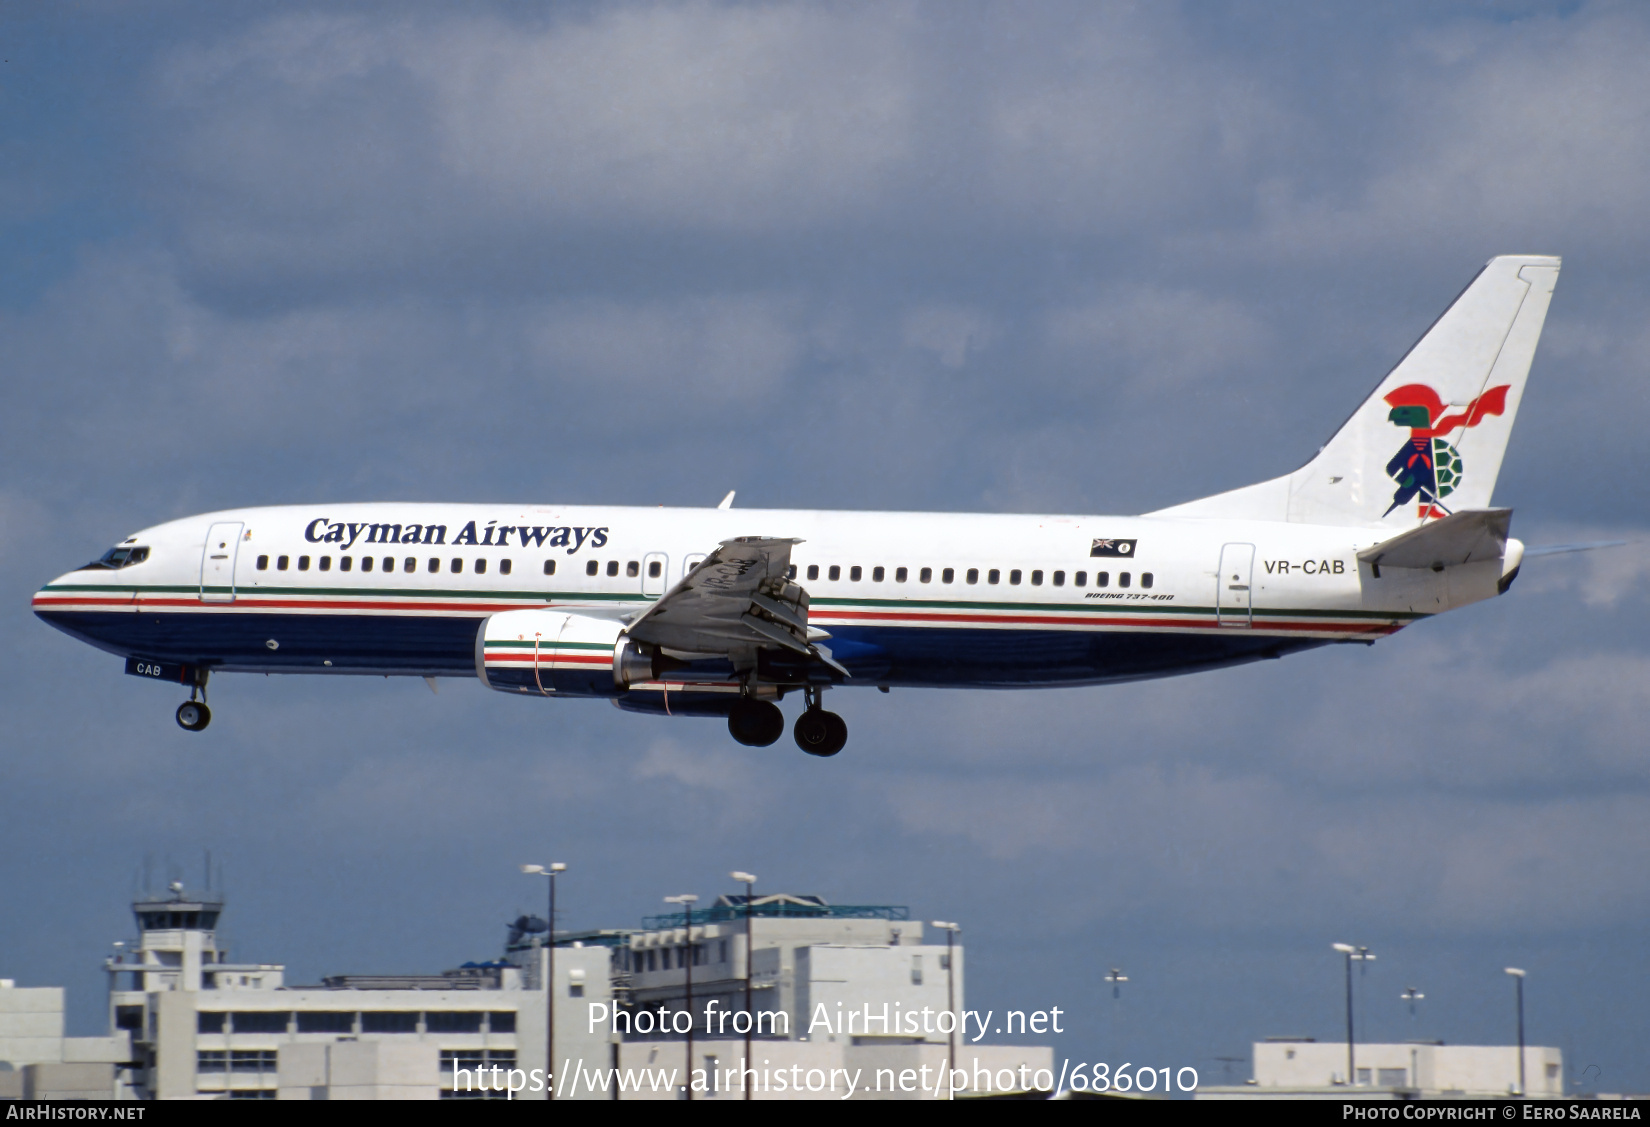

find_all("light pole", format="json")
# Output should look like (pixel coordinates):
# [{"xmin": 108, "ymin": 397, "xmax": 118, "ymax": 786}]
[
  {"xmin": 666, "ymin": 894, "xmax": 699, "ymax": 1100},
  {"xmin": 730, "ymin": 872, "xmax": 757, "ymax": 1102},
  {"xmin": 1105, "ymin": 967, "xmax": 1129, "ymax": 1000},
  {"xmin": 1103, "ymin": 967, "xmax": 1128, "ymax": 1060},
  {"xmin": 522, "ymin": 862, "xmax": 566, "ymax": 1100},
  {"xmin": 1505, "ymin": 968, "xmax": 1526, "ymax": 1096},
  {"xmin": 932, "ymin": 922, "xmax": 959, "ymax": 1086},
  {"xmin": 1332, "ymin": 944, "xmax": 1373, "ymax": 1085}
]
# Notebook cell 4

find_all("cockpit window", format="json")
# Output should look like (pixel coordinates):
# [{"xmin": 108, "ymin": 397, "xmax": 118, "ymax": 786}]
[{"xmin": 78, "ymin": 546, "xmax": 150, "ymax": 571}]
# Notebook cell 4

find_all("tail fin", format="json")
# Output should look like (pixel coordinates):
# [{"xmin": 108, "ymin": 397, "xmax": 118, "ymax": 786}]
[{"xmin": 1149, "ymin": 255, "xmax": 1560, "ymax": 528}]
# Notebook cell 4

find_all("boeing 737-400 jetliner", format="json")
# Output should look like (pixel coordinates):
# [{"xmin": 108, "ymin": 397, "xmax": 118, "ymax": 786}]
[{"xmin": 36, "ymin": 256, "xmax": 1568, "ymax": 756}]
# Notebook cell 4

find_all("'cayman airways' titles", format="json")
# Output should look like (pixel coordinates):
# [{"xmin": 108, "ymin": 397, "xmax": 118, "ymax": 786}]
[{"xmin": 303, "ymin": 517, "xmax": 610, "ymax": 554}]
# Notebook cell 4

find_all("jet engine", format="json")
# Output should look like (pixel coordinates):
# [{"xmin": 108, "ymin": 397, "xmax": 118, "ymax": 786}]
[{"xmin": 475, "ymin": 609, "xmax": 664, "ymax": 697}]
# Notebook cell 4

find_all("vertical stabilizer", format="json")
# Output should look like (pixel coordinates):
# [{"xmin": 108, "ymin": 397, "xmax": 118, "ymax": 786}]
[{"xmin": 1149, "ymin": 255, "xmax": 1560, "ymax": 528}]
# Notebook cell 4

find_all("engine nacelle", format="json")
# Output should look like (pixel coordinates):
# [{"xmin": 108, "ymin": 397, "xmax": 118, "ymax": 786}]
[{"xmin": 476, "ymin": 610, "xmax": 644, "ymax": 697}]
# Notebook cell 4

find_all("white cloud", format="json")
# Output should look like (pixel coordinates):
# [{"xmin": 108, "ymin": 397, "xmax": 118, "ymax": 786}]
[
  {"xmin": 421, "ymin": 4, "xmax": 919, "ymax": 231},
  {"xmin": 900, "ymin": 304, "xmax": 996, "ymax": 369},
  {"xmin": 979, "ymin": 7, "xmax": 1292, "ymax": 231},
  {"xmin": 528, "ymin": 295, "xmax": 803, "ymax": 403},
  {"xmin": 1230, "ymin": 5, "xmax": 1650, "ymax": 261},
  {"xmin": 1043, "ymin": 286, "xmax": 1271, "ymax": 389}
]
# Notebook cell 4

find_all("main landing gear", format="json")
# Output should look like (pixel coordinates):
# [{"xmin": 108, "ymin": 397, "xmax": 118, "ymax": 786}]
[
  {"xmin": 727, "ymin": 686, "xmax": 849, "ymax": 756},
  {"xmin": 176, "ymin": 670, "xmax": 211, "ymax": 732},
  {"xmin": 728, "ymin": 698, "xmax": 784, "ymax": 747},
  {"xmin": 792, "ymin": 686, "xmax": 847, "ymax": 757}
]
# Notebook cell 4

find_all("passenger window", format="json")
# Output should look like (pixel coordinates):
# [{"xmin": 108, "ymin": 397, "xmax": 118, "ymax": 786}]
[
  {"xmin": 1052, "ymin": 570, "xmax": 1064, "ymax": 586},
  {"xmin": 1119, "ymin": 572, "xmax": 1130, "ymax": 588},
  {"xmin": 895, "ymin": 567, "xmax": 907, "ymax": 582},
  {"xmin": 1074, "ymin": 571, "xmax": 1086, "ymax": 587},
  {"xmin": 340, "ymin": 556, "xmax": 352, "ymax": 572},
  {"xmin": 318, "ymin": 557, "xmax": 331, "ymax": 572},
  {"xmin": 942, "ymin": 568, "xmax": 954, "ymax": 584},
  {"xmin": 587, "ymin": 560, "xmax": 599, "ymax": 577},
  {"xmin": 428, "ymin": 558, "xmax": 439, "ymax": 573},
  {"xmin": 850, "ymin": 566, "xmax": 862, "ymax": 581},
  {"xmin": 828, "ymin": 565, "xmax": 841, "ymax": 581},
  {"xmin": 382, "ymin": 556, "xmax": 394, "ymax": 573},
  {"xmin": 988, "ymin": 569, "xmax": 1000, "ymax": 585},
  {"xmin": 649, "ymin": 561, "xmax": 662, "ymax": 578},
  {"xmin": 919, "ymin": 568, "xmax": 931, "ymax": 583},
  {"xmin": 807, "ymin": 565, "xmax": 819, "ymax": 581},
  {"xmin": 475, "ymin": 559, "xmax": 487, "ymax": 575},
  {"xmin": 298, "ymin": 556, "xmax": 310, "ymax": 571},
  {"xmin": 256, "ymin": 555, "xmax": 269, "ymax": 570},
  {"xmin": 500, "ymin": 559, "xmax": 512, "ymax": 576},
  {"xmin": 966, "ymin": 568, "xmax": 978, "ymax": 585},
  {"xmin": 277, "ymin": 555, "xmax": 289, "ymax": 571},
  {"xmin": 606, "ymin": 561, "xmax": 619, "ymax": 577},
  {"xmin": 403, "ymin": 557, "xmax": 415, "ymax": 573},
  {"xmin": 1009, "ymin": 569, "xmax": 1022, "ymax": 585},
  {"xmin": 1141, "ymin": 572, "xmax": 1153, "ymax": 589},
  {"xmin": 1095, "ymin": 572, "xmax": 1107, "ymax": 587},
  {"xmin": 451, "ymin": 558, "xmax": 463, "ymax": 573},
  {"xmin": 786, "ymin": 565, "xmax": 796, "ymax": 580},
  {"xmin": 872, "ymin": 566, "xmax": 885, "ymax": 582},
  {"xmin": 544, "ymin": 560, "xmax": 556, "ymax": 576},
  {"xmin": 361, "ymin": 556, "xmax": 373, "ymax": 573},
  {"xmin": 1030, "ymin": 570, "xmax": 1043, "ymax": 586},
  {"xmin": 626, "ymin": 561, "xmax": 639, "ymax": 578}
]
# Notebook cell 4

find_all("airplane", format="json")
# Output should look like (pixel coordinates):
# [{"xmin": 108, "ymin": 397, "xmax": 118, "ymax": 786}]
[{"xmin": 35, "ymin": 255, "xmax": 1584, "ymax": 757}]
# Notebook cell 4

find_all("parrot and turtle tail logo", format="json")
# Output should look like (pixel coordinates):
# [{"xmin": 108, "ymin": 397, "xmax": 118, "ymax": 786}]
[{"xmin": 1382, "ymin": 383, "xmax": 1511, "ymax": 519}]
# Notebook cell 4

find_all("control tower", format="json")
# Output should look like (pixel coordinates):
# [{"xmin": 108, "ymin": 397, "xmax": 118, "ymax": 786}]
[{"xmin": 106, "ymin": 883, "xmax": 285, "ymax": 1049}]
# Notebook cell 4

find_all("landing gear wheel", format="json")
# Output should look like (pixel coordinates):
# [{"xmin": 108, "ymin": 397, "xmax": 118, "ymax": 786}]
[
  {"xmin": 728, "ymin": 699, "xmax": 784, "ymax": 746},
  {"xmin": 793, "ymin": 709, "xmax": 847, "ymax": 757},
  {"xmin": 176, "ymin": 701, "xmax": 211, "ymax": 732}
]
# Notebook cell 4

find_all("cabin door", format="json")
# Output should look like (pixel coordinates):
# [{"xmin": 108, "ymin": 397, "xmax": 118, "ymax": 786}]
[
  {"xmin": 1216, "ymin": 542, "xmax": 1255, "ymax": 627},
  {"xmin": 200, "ymin": 522, "xmax": 244, "ymax": 603},
  {"xmin": 642, "ymin": 552, "xmax": 669, "ymax": 598}
]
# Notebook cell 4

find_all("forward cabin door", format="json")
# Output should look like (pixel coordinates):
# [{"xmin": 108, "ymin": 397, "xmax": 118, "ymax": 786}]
[
  {"xmin": 1216, "ymin": 542, "xmax": 1255, "ymax": 627},
  {"xmin": 200, "ymin": 522, "xmax": 244, "ymax": 603},
  {"xmin": 642, "ymin": 552, "xmax": 669, "ymax": 598}
]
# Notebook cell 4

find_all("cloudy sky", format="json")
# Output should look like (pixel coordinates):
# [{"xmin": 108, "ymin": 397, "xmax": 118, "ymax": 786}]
[{"xmin": 4, "ymin": 0, "xmax": 1648, "ymax": 1092}]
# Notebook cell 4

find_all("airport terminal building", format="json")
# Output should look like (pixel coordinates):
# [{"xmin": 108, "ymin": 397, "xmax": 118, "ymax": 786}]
[{"xmin": 1, "ymin": 884, "xmax": 1048, "ymax": 1100}]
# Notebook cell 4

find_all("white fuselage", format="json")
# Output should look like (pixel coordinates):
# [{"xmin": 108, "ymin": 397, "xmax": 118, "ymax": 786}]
[{"xmin": 34, "ymin": 502, "xmax": 1505, "ymax": 694}]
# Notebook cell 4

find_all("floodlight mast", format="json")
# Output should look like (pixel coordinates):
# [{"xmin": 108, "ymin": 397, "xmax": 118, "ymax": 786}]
[
  {"xmin": 931, "ymin": 921, "xmax": 960, "ymax": 1085},
  {"xmin": 1505, "ymin": 968, "xmax": 1527, "ymax": 1096},
  {"xmin": 730, "ymin": 872, "xmax": 757, "ymax": 1101},
  {"xmin": 666, "ymin": 895, "xmax": 699, "ymax": 1100},
  {"xmin": 1332, "ymin": 943, "xmax": 1373, "ymax": 1086},
  {"xmin": 522, "ymin": 862, "xmax": 567, "ymax": 1100}
]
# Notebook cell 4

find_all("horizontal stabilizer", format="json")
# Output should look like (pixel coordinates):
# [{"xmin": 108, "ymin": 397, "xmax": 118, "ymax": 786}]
[{"xmin": 1358, "ymin": 509, "xmax": 1511, "ymax": 571}]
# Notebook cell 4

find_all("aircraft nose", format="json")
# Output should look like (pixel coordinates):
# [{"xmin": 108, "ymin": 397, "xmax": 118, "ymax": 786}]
[{"xmin": 33, "ymin": 572, "xmax": 79, "ymax": 613}]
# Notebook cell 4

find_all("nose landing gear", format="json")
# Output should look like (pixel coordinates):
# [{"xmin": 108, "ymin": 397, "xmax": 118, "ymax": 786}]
[
  {"xmin": 793, "ymin": 686, "xmax": 847, "ymax": 757},
  {"xmin": 176, "ymin": 701, "xmax": 211, "ymax": 732},
  {"xmin": 176, "ymin": 668, "xmax": 211, "ymax": 732}
]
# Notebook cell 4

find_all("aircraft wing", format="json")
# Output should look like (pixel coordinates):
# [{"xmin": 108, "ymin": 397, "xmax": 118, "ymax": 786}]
[
  {"xmin": 1357, "ymin": 508, "xmax": 1512, "ymax": 571},
  {"xmin": 624, "ymin": 536, "xmax": 848, "ymax": 676}
]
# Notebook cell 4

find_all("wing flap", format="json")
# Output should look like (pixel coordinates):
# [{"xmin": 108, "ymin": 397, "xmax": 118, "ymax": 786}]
[{"xmin": 625, "ymin": 536, "xmax": 846, "ymax": 676}]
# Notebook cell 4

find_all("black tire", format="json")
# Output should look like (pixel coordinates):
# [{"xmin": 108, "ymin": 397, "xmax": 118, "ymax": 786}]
[
  {"xmin": 727, "ymin": 699, "xmax": 784, "ymax": 747},
  {"xmin": 793, "ymin": 709, "xmax": 847, "ymax": 757},
  {"xmin": 176, "ymin": 701, "xmax": 211, "ymax": 732}
]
